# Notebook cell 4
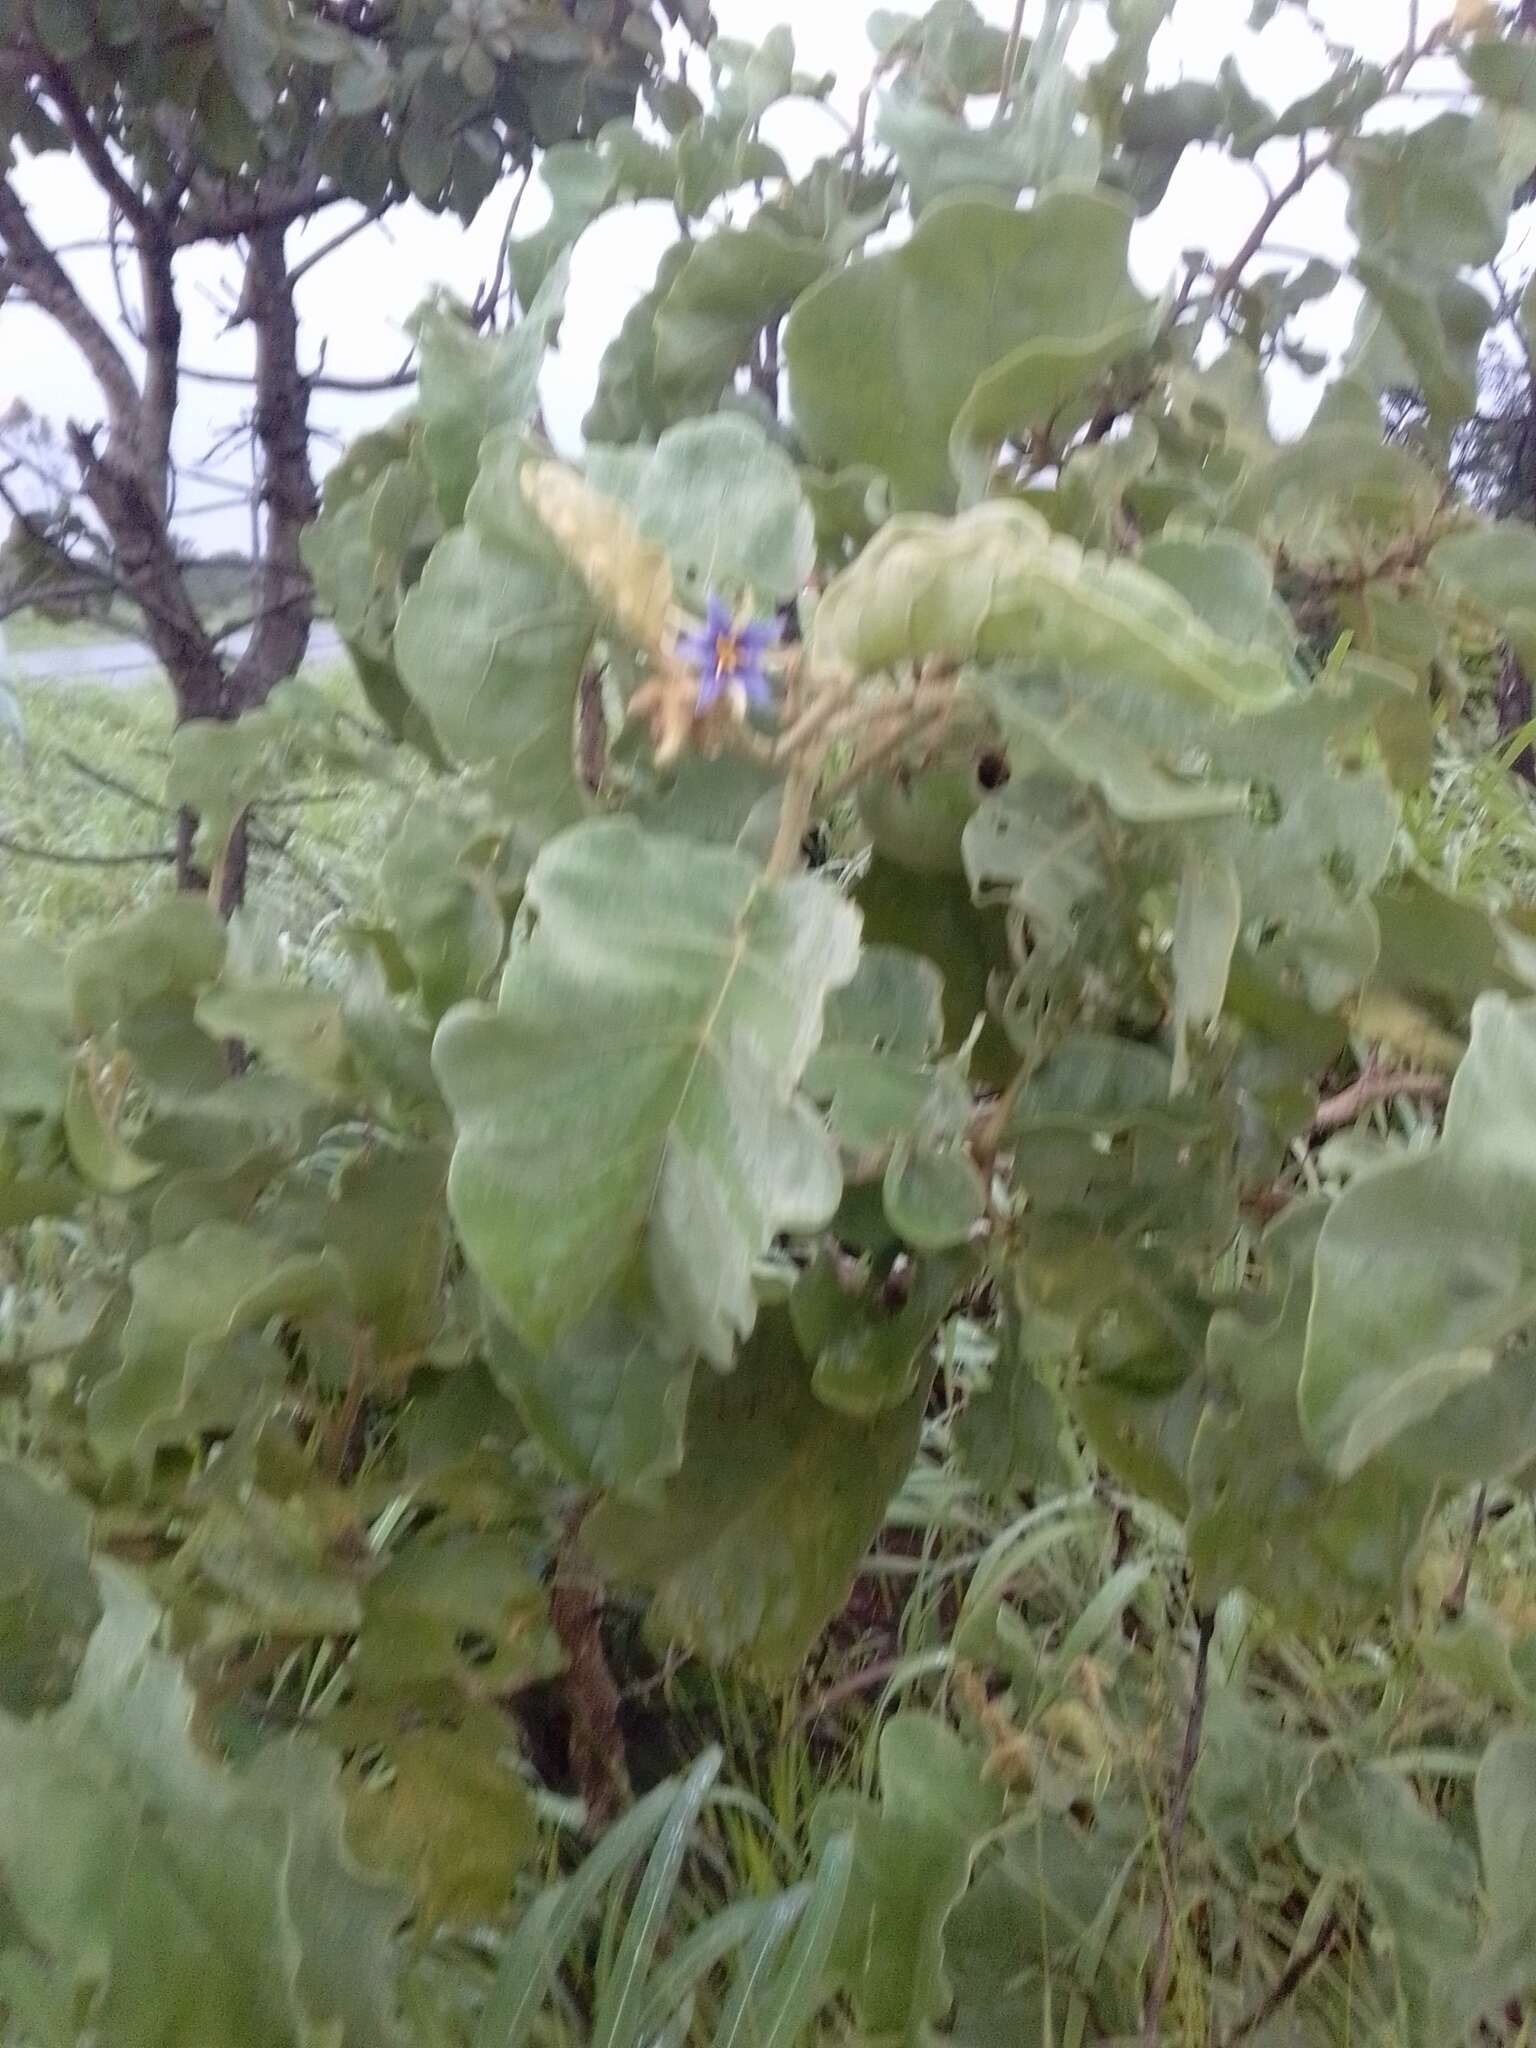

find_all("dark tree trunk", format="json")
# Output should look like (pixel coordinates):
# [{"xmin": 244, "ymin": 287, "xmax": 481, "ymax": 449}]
[{"xmin": 1498, "ymin": 645, "xmax": 1535, "ymax": 786}]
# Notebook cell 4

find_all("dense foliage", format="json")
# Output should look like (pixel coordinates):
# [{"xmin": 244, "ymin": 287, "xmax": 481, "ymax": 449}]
[{"xmin": 7, "ymin": 1, "xmax": 1536, "ymax": 2041}]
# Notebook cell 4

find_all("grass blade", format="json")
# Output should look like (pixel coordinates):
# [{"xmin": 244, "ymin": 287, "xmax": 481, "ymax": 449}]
[
  {"xmin": 591, "ymin": 1745, "xmax": 724, "ymax": 2048},
  {"xmin": 637, "ymin": 1895, "xmax": 789, "ymax": 2038},
  {"xmin": 709, "ymin": 1893, "xmax": 806, "ymax": 2048},
  {"xmin": 722, "ymin": 1830, "xmax": 854, "ymax": 2048},
  {"xmin": 475, "ymin": 1770, "xmax": 695, "ymax": 2048}
]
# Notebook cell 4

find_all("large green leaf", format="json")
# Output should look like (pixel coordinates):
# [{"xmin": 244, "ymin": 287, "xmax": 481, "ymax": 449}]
[
  {"xmin": 1302, "ymin": 995, "xmax": 1536, "ymax": 1476},
  {"xmin": 1039, "ymin": 662, "xmax": 1399, "ymax": 1007},
  {"xmin": 88, "ymin": 1222, "xmax": 338, "ymax": 1474},
  {"xmin": 949, "ymin": 307, "xmax": 1159, "ymax": 505},
  {"xmin": 393, "ymin": 433, "xmax": 598, "ymax": 845},
  {"xmin": 434, "ymin": 819, "xmax": 859, "ymax": 1365},
  {"xmin": 1352, "ymin": 258, "xmax": 1493, "ymax": 427},
  {"xmin": 650, "ymin": 221, "xmax": 830, "ymax": 420},
  {"xmin": 584, "ymin": 241, "xmax": 693, "ymax": 445},
  {"xmin": 585, "ymin": 414, "xmax": 815, "ymax": 605},
  {"xmin": 1344, "ymin": 111, "xmax": 1511, "ymax": 277},
  {"xmin": 1444, "ymin": 1731, "xmax": 1536, "ymax": 2032},
  {"xmin": 785, "ymin": 184, "xmax": 1151, "ymax": 511},
  {"xmin": 508, "ymin": 143, "xmax": 617, "ymax": 311},
  {"xmin": 413, "ymin": 264, "xmax": 569, "ymax": 524},
  {"xmin": 812, "ymin": 1713, "xmax": 1003, "ymax": 2040},
  {"xmin": 1430, "ymin": 524, "xmax": 1536, "ymax": 671},
  {"xmin": 68, "ymin": 898, "xmax": 226, "ymax": 1041},
  {"xmin": 486, "ymin": 1286, "xmax": 693, "ymax": 1505},
  {"xmin": 1189, "ymin": 1209, "xmax": 1438, "ymax": 1627},
  {"xmin": 809, "ymin": 501, "xmax": 1292, "ymax": 710},
  {"xmin": 351, "ymin": 1529, "xmax": 559, "ymax": 1703},
  {"xmin": 1298, "ymin": 1762, "xmax": 1479, "ymax": 2048},
  {"xmin": 804, "ymin": 942, "xmax": 946, "ymax": 1151},
  {"xmin": 944, "ymin": 1806, "xmax": 1143, "ymax": 2042},
  {"xmin": 789, "ymin": 1247, "xmax": 970, "ymax": 1416},
  {"xmin": 587, "ymin": 1309, "xmax": 927, "ymax": 1673},
  {"xmin": 347, "ymin": 1729, "xmax": 536, "ymax": 1935},
  {"xmin": 0, "ymin": 1576, "xmax": 406, "ymax": 2047},
  {"xmin": 378, "ymin": 793, "xmax": 505, "ymax": 1021},
  {"xmin": 0, "ymin": 1463, "xmax": 100, "ymax": 1718}
]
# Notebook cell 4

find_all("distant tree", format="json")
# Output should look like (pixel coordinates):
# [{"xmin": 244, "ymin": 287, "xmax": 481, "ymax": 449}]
[{"xmin": 0, "ymin": 0, "xmax": 698, "ymax": 881}]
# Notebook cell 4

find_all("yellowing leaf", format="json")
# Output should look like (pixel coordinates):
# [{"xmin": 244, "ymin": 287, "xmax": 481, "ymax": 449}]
[{"xmin": 520, "ymin": 459, "xmax": 674, "ymax": 649}]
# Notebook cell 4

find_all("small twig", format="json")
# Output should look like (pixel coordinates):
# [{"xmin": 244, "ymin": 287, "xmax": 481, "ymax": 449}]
[
  {"xmin": 60, "ymin": 748, "xmax": 165, "ymax": 815},
  {"xmin": 1142, "ymin": 1608, "xmax": 1216, "ymax": 2045},
  {"xmin": 1216, "ymin": 1909, "xmax": 1344, "ymax": 2048},
  {"xmin": 797, "ymin": 1654, "xmax": 909, "ymax": 1727},
  {"xmin": 288, "ymin": 201, "xmax": 388, "ymax": 287},
  {"xmin": 993, "ymin": 0, "xmax": 1028, "ymax": 124},
  {"xmin": 0, "ymin": 829, "xmax": 173, "ymax": 867},
  {"xmin": 1310, "ymin": 1067, "xmax": 1447, "ymax": 1136},
  {"xmin": 1442, "ymin": 1486, "xmax": 1489, "ymax": 1622}
]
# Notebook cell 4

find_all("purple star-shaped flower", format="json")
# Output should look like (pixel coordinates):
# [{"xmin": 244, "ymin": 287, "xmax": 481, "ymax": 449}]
[{"xmin": 676, "ymin": 594, "xmax": 781, "ymax": 713}]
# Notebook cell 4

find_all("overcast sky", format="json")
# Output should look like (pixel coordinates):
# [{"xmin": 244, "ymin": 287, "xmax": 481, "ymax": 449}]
[{"xmin": 0, "ymin": 0, "xmax": 1475, "ymax": 551}]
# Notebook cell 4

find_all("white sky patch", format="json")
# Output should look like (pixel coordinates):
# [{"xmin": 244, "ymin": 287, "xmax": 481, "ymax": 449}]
[{"xmin": 0, "ymin": 0, "xmax": 1475, "ymax": 549}]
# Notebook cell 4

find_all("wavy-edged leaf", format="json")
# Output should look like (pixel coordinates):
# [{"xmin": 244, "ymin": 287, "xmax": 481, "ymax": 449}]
[
  {"xmin": 950, "ymin": 307, "xmax": 1159, "ymax": 505},
  {"xmin": 790, "ymin": 1248, "xmax": 970, "ymax": 1416},
  {"xmin": 347, "ymin": 1729, "xmax": 536, "ymax": 1934},
  {"xmin": 486, "ymin": 1287, "xmax": 693, "ymax": 1505},
  {"xmin": 1170, "ymin": 848, "xmax": 1241, "ymax": 1090},
  {"xmin": 813, "ymin": 1712, "xmax": 1003, "ymax": 2038},
  {"xmin": 435, "ymin": 818, "xmax": 859, "ymax": 1364},
  {"xmin": 810, "ymin": 501, "xmax": 1292, "ymax": 710},
  {"xmin": 785, "ymin": 184, "xmax": 1151, "ymax": 511},
  {"xmin": 805, "ymin": 942, "xmax": 946, "ymax": 1151},
  {"xmin": 394, "ymin": 433, "xmax": 599, "ymax": 843},
  {"xmin": 1190, "ymin": 1208, "xmax": 1438, "ymax": 1627},
  {"xmin": 1445, "ymin": 1731, "xmax": 1536, "ymax": 2032},
  {"xmin": 1302, "ymin": 994, "xmax": 1536, "ymax": 1476},
  {"xmin": 88, "ymin": 1222, "xmax": 339, "ymax": 1474},
  {"xmin": 0, "ymin": 1575, "xmax": 407, "ymax": 2047},
  {"xmin": 0, "ymin": 1463, "xmax": 99, "ymax": 1718},
  {"xmin": 414, "ymin": 261, "xmax": 569, "ymax": 524},
  {"xmin": 650, "ymin": 221, "xmax": 830, "ymax": 420},
  {"xmin": 586, "ymin": 414, "xmax": 815, "ymax": 605},
  {"xmin": 1298, "ymin": 1761, "xmax": 1478, "ymax": 2048},
  {"xmin": 1430, "ymin": 523, "xmax": 1536, "ymax": 671},
  {"xmin": 586, "ymin": 1309, "xmax": 929, "ymax": 1673}
]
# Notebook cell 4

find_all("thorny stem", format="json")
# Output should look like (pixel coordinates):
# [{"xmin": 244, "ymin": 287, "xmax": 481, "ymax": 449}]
[{"xmin": 1142, "ymin": 1607, "xmax": 1216, "ymax": 2045}]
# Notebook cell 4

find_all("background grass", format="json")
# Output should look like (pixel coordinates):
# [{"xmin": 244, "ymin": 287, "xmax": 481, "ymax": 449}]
[{"xmin": 0, "ymin": 663, "xmax": 418, "ymax": 946}]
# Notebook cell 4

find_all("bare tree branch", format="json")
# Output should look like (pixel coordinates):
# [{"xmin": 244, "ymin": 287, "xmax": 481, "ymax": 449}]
[
  {"xmin": 0, "ymin": 179, "xmax": 140, "ymax": 439},
  {"xmin": 288, "ymin": 202, "xmax": 388, "ymax": 286},
  {"xmin": 137, "ymin": 221, "xmax": 181, "ymax": 522},
  {"xmin": 0, "ymin": 830, "xmax": 174, "ymax": 867},
  {"xmin": 173, "ymin": 176, "xmax": 349, "ymax": 247},
  {"xmin": 229, "ymin": 221, "xmax": 317, "ymax": 709},
  {"xmin": 36, "ymin": 63, "xmax": 150, "ymax": 229}
]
